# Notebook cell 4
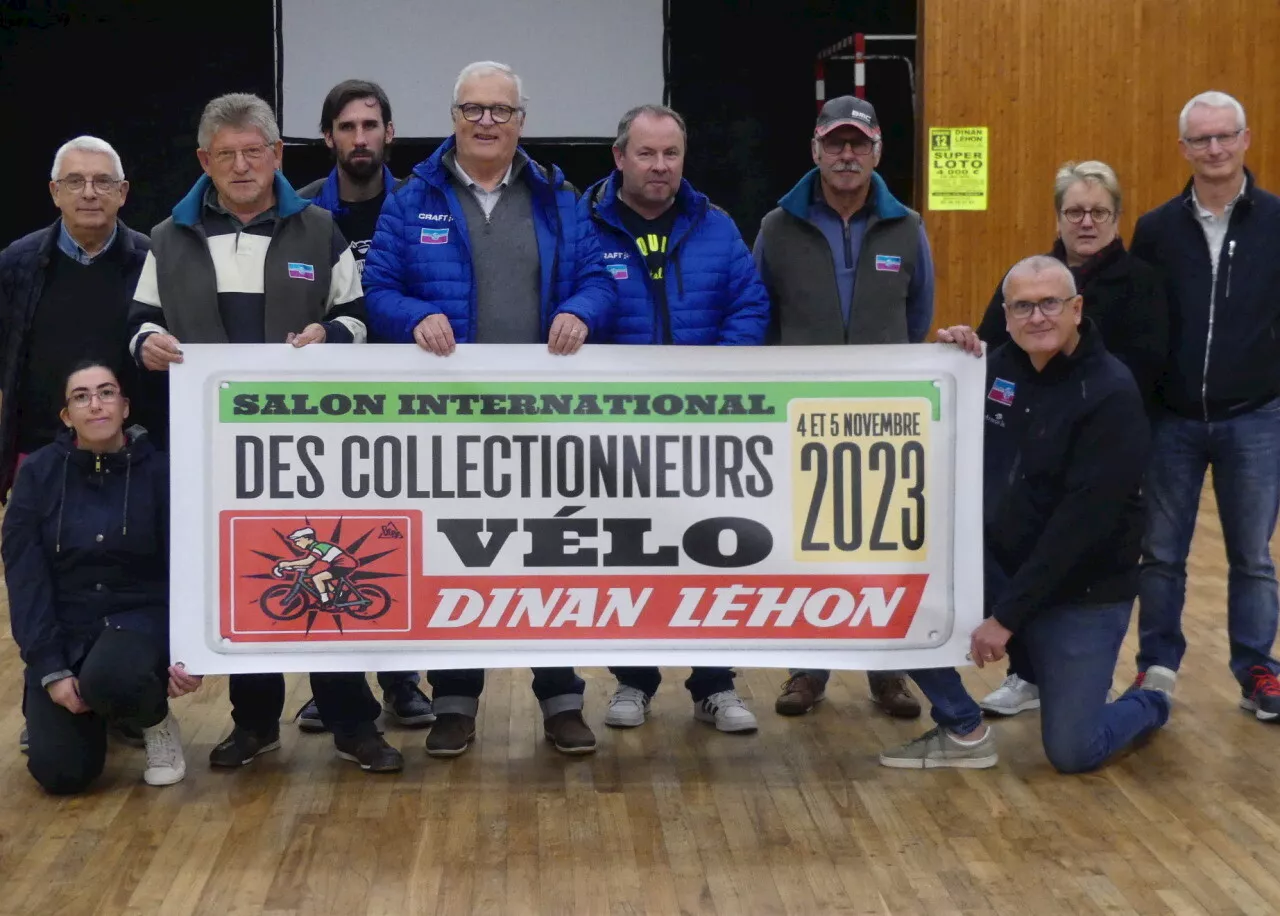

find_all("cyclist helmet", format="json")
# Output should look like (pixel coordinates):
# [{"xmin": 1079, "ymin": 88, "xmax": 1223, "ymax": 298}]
[{"xmin": 287, "ymin": 527, "xmax": 315, "ymax": 541}]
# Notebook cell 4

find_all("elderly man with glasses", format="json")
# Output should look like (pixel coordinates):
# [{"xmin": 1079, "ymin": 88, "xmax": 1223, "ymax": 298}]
[
  {"xmin": 752, "ymin": 95, "xmax": 934, "ymax": 722},
  {"xmin": 362, "ymin": 61, "xmax": 614, "ymax": 759},
  {"xmin": 0, "ymin": 136, "xmax": 166, "ymax": 755},
  {"xmin": 876, "ymin": 255, "xmax": 1172, "ymax": 772},
  {"xmin": 126, "ymin": 92, "xmax": 403, "ymax": 775},
  {"xmin": 1129, "ymin": 91, "xmax": 1280, "ymax": 723}
]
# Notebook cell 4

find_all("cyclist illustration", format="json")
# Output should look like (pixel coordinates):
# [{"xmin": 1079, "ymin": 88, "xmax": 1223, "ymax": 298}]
[{"xmin": 273, "ymin": 527, "xmax": 358, "ymax": 607}]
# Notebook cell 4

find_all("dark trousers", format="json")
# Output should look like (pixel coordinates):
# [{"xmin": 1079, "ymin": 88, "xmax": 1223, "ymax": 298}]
[
  {"xmin": 427, "ymin": 668, "xmax": 584, "ymax": 718},
  {"xmin": 609, "ymin": 666, "xmax": 735, "ymax": 702},
  {"xmin": 229, "ymin": 672, "xmax": 380, "ymax": 739},
  {"xmin": 376, "ymin": 671, "xmax": 420, "ymax": 692},
  {"xmin": 25, "ymin": 627, "xmax": 168, "ymax": 795}
]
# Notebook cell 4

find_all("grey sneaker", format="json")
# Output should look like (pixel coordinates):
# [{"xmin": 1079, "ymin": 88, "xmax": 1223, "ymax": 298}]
[
  {"xmin": 879, "ymin": 725, "xmax": 998, "ymax": 769},
  {"xmin": 1138, "ymin": 665, "xmax": 1177, "ymax": 700},
  {"xmin": 604, "ymin": 685, "xmax": 650, "ymax": 728}
]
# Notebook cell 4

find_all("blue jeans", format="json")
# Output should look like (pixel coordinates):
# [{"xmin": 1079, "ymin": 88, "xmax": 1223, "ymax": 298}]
[
  {"xmin": 1138, "ymin": 405, "xmax": 1280, "ymax": 684},
  {"xmin": 610, "ymin": 667, "xmax": 735, "ymax": 702},
  {"xmin": 909, "ymin": 600, "xmax": 1169, "ymax": 773}
]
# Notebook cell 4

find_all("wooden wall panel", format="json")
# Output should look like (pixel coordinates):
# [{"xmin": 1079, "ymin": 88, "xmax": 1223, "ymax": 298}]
[{"xmin": 920, "ymin": 0, "xmax": 1280, "ymax": 331}]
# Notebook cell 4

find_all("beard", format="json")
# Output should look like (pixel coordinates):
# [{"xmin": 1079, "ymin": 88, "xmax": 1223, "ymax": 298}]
[{"xmin": 338, "ymin": 151, "xmax": 384, "ymax": 181}]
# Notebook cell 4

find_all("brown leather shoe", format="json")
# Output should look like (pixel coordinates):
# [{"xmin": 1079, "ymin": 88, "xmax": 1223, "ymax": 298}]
[
  {"xmin": 775, "ymin": 673, "xmax": 826, "ymax": 716},
  {"xmin": 868, "ymin": 672, "xmax": 922, "ymax": 719},
  {"xmin": 426, "ymin": 713, "xmax": 476, "ymax": 757},
  {"xmin": 543, "ymin": 710, "xmax": 597, "ymax": 755}
]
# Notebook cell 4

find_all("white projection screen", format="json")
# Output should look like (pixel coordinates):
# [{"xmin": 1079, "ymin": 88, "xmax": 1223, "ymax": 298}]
[{"xmin": 277, "ymin": 0, "xmax": 667, "ymax": 140}]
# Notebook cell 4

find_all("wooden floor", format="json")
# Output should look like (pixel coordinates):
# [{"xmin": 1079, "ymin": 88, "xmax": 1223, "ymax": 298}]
[{"xmin": 2, "ymin": 485, "xmax": 1279, "ymax": 916}]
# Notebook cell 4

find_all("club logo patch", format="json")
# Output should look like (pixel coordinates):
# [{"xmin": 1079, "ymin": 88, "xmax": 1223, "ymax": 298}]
[
  {"xmin": 988, "ymin": 378, "xmax": 1016, "ymax": 406},
  {"xmin": 607, "ymin": 264, "xmax": 630, "ymax": 280},
  {"xmin": 874, "ymin": 255, "xmax": 902, "ymax": 272},
  {"xmin": 287, "ymin": 262, "xmax": 315, "ymax": 281},
  {"xmin": 420, "ymin": 228, "xmax": 450, "ymax": 245}
]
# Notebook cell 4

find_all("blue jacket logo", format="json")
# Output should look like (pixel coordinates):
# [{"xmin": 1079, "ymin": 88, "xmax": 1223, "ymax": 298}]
[
  {"xmin": 607, "ymin": 263, "xmax": 630, "ymax": 280},
  {"xmin": 988, "ymin": 378, "xmax": 1016, "ymax": 406},
  {"xmin": 287, "ymin": 262, "xmax": 315, "ymax": 281},
  {"xmin": 420, "ymin": 228, "xmax": 449, "ymax": 245},
  {"xmin": 875, "ymin": 254, "xmax": 902, "ymax": 272}
]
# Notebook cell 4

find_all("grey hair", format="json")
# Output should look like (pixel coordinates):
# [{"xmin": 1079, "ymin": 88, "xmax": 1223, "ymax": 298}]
[
  {"xmin": 452, "ymin": 61, "xmax": 526, "ymax": 107},
  {"xmin": 1002, "ymin": 255, "xmax": 1078, "ymax": 301},
  {"xmin": 1179, "ymin": 90, "xmax": 1246, "ymax": 136},
  {"xmin": 614, "ymin": 104, "xmax": 688, "ymax": 152},
  {"xmin": 51, "ymin": 136, "xmax": 124, "ymax": 181},
  {"xmin": 197, "ymin": 92, "xmax": 280, "ymax": 150},
  {"xmin": 1053, "ymin": 160, "xmax": 1122, "ymax": 215}
]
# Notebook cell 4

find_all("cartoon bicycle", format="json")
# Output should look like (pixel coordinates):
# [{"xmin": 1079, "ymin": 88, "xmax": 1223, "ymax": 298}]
[{"xmin": 258, "ymin": 527, "xmax": 392, "ymax": 622}]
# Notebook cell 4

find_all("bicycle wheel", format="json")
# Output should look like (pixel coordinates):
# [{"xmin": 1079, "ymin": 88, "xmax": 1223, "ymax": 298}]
[
  {"xmin": 259, "ymin": 583, "xmax": 308, "ymax": 621},
  {"xmin": 345, "ymin": 583, "xmax": 392, "ymax": 620}
]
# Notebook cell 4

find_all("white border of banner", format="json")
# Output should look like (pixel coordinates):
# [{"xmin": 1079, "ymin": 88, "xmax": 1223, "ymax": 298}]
[{"xmin": 170, "ymin": 343, "xmax": 985, "ymax": 674}]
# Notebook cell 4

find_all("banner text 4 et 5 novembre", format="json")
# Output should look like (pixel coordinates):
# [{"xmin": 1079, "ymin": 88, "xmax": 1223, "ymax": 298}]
[{"xmin": 169, "ymin": 345, "xmax": 985, "ymax": 674}]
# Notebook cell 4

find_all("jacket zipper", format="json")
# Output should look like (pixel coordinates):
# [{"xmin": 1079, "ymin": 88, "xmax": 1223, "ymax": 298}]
[
  {"xmin": 841, "ymin": 220, "xmax": 853, "ymax": 268},
  {"xmin": 1201, "ymin": 237, "xmax": 1236, "ymax": 421}
]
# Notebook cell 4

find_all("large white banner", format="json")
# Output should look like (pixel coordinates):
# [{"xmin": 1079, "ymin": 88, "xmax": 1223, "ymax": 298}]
[{"xmin": 170, "ymin": 344, "xmax": 984, "ymax": 674}]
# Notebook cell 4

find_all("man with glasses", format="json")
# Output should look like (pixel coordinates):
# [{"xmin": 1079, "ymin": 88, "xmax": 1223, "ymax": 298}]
[
  {"xmin": 1130, "ymin": 91, "xmax": 1280, "ymax": 723},
  {"xmin": 0, "ymin": 136, "xmax": 161, "ymax": 755},
  {"xmin": 363, "ymin": 61, "xmax": 614, "ymax": 759},
  {"xmin": 877, "ymin": 255, "xmax": 1171, "ymax": 771},
  {"xmin": 752, "ymin": 95, "xmax": 933, "ymax": 721},
  {"xmin": 127, "ymin": 92, "xmax": 404, "ymax": 774}
]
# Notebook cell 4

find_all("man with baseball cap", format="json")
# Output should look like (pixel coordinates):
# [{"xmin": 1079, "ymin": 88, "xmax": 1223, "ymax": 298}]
[{"xmin": 754, "ymin": 95, "xmax": 935, "ymax": 721}]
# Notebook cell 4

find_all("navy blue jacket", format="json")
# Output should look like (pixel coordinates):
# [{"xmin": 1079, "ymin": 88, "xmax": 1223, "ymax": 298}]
[
  {"xmin": 581, "ymin": 172, "xmax": 769, "ymax": 344},
  {"xmin": 3, "ymin": 427, "xmax": 168, "ymax": 683},
  {"xmin": 362, "ymin": 137, "xmax": 615, "ymax": 343},
  {"xmin": 983, "ymin": 321, "xmax": 1149, "ymax": 631},
  {"xmin": 0, "ymin": 220, "xmax": 151, "ymax": 500},
  {"xmin": 1131, "ymin": 169, "xmax": 1280, "ymax": 420}
]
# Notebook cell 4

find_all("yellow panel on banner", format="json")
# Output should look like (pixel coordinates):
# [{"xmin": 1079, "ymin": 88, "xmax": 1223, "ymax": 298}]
[{"xmin": 927, "ymin": 126, "xmax": 989, "ymax": 211}]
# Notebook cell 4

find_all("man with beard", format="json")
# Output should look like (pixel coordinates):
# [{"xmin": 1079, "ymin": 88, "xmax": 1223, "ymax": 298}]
[
  {"xmin": 753, "ymin": 95, "xmax": 935, "ymax": 722},
  {"xmin": 295, "ymin": 80, "xmax": 434, "ymax": 735}
]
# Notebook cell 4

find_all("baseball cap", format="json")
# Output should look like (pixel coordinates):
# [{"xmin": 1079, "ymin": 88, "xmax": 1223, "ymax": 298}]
[{"xmin": 815, "ymin": 96, "xmax": 881, "ymax": 140}]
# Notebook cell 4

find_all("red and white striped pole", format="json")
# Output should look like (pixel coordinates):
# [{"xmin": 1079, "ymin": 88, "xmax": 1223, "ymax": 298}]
[
  {"xmin": 815, "ymin": 58, "xmax": 826, "ymax": 113},
  {"xmin": 853, "ymin": 33, "xmax": 866, "ymax": 99}
]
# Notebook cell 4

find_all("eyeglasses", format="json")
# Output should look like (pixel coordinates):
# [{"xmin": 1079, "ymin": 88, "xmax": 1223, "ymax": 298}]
[
  {"xmin": 1183, "ymin": 129, "xmax": 1244, "ymax": 151},
  {"xmin": 453, "ymin": 103, "xmax": 523, "ymax": 124},
  {"xmin": 1004, "ymin": 297, "xmax": 1073, "ymax": 320},
  {"xmin": 66, "ymin": 386, "xmax": 121, "ymax": 408},
  {"xmin": 208, "ymin": 144, "xmax": 271, "ymax": 167},
  {"xmin": 56, "ymin": 175, "xmax": 122, "ymax": 194},
  {"xmin": 1061, "ymin": 206, "xmax": 1114, "ymax": 224},
  {"xmin": 820, "ymin": 135, "xmax": 875, "ymax": 156}
]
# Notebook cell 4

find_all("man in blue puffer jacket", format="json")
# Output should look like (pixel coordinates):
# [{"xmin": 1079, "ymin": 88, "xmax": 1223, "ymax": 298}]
[
  {"xmin": 582, "ymin": 104, "xmax": 769, "ymax": 734},
  {"xmin": 363, "ymin": 61, "xmax": 615, "ymax": 760},
  {"xmin": 582, "ymin": 105, "xmax": 769, "ymax": 346}
]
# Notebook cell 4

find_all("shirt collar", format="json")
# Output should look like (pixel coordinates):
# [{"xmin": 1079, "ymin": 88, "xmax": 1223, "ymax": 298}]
[
  {"xmin": 202, "ymin": 183, "xmax": 278, "ymax": 228},
  {"xmin": 1191, "ymin": 174, "xmax": 1247, "ymax": 220},
  {"xmin": 57, "ymin": 220, "xmax": 117, "ymax": 265},
  {"xmin": 447, "ymin": 148, "xmax": 526, "ymax": 192}
]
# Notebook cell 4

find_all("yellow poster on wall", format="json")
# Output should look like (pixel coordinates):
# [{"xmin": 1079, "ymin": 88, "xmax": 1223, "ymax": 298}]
[{"xmin": 927, "ymin": 127, "xmax": 988, "ymax": 211}]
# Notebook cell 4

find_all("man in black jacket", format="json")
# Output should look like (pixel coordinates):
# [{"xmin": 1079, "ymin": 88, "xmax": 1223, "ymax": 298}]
[
  {"xmin": 879, "ymin": 256, "xmax": 1171, "ymax": 772},
  {"xmin": 1130, "ymin": 91, "xmax": 1280, "ymax": 722}
]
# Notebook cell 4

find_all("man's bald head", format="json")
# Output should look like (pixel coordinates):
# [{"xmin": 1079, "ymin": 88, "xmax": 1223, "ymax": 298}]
[{"xmin": 1001, "ymin": 255, "xmax": 1077, "ymax": 302}]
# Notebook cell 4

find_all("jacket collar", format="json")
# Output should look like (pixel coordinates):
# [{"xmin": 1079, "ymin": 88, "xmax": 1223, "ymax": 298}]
[
  {"xmin": 414, "ymin": 136, "xmax": 561, "ymax": 198},
  {"xmin": 588, "ymin": 171, "xmax": 706, "ymax": 223},
  {"xmin": 310, "ymin": 164, "xmax": 396, "ymax": 214},
  {"xmin": 1050, "ymin": 236, "xmax": 1127, "ymax": 287},
  {"xmin": 778, "ymin": 169, "xmax": 908, "ymax": 222},
  {"xmin": 1006, "ymin": 316, "xmax": 1104, "ymax": 383},
  {"xmin": 171, "ymin": 172, "xmax": 310, "ymax": 227},
  {"xmin": 1179, "ymin": 166, "xmax": 1256, "ymax": 213},
  {"xmin": 38, "ymin": 218, "xmax": 139, "ymax": 264}
]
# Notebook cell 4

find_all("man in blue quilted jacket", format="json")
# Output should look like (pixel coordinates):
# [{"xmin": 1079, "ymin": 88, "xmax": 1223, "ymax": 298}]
[
  {"xmin": 362, "ymin": 61, "xmax": 615, "ymax": 758},
  {"xmin": 581, "ymin": 103, "xmax": 769, "ymax": 734}
]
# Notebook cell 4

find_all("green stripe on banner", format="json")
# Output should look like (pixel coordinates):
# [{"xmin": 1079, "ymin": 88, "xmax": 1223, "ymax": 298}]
[{"xmin": 219, "ymin": 381, "xmax": 942, "ymax": 423}]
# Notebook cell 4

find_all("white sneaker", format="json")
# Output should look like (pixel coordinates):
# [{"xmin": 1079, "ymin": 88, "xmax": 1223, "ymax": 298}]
[
  {"xmin": 979, "ymin": 674, "xmax": 1040, "ymax": 716},
  {"xmin": 142, "ymin": 712, "xmax": 186, "ymax": 786},
  {"xmin": 604, "ymin": 685, "xmax": 650, "ymax": 728},
  {"xmin": 694, "ymin": 690, "xmax": 758, "ymax": 733}
]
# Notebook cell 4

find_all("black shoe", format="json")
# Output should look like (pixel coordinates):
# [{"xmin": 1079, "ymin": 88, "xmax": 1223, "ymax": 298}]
[
  {"xmin": 109, "ymin": 719, "xmax": 147, "ymax": 748},
  {"xmin": 295, "ymin": 697, "xmax": 329, "ymax": 733},
  {"xmin": 383, "ymin": 682, "xmax": 436, "ymax": 727},
  {"xmin": 334, "ymin": 731, "xmax": 404, "ymax": 773},
  {"xmin": 209, "ymin": 726, "xmax": 282, "ymax": 767},
  {"xmin": 426, "ymin": 713, "xmax": 476, "ymax": 757}
]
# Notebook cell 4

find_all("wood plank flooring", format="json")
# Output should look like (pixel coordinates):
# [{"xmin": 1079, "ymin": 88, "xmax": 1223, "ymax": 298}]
[{"xmin": 1, "ymin": 484, "xmax": 1278, "ymax": 915}]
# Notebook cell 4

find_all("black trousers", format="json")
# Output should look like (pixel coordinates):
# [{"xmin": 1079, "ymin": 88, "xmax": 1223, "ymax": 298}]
[
  {"xmin": 229, "ymin": 672, "xmax": 381, "ymax": 738},
  {"xmin": 25, "ymin": 627, "xmax": 168, "ymax": 795},
  {"xmin": 609, "ymin": 666, "xmax": 736, "ymax": 702},
  {"xmin": 427, "ymin": 668, "xmax": 584, "ymax": 718}
]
